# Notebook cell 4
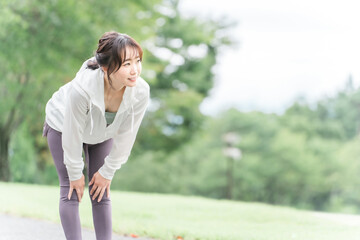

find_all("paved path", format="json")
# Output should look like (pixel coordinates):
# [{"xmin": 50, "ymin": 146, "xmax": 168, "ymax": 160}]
[{"xmin": 0, "ymin": 213, "xmax": 152, "ymax": 240}]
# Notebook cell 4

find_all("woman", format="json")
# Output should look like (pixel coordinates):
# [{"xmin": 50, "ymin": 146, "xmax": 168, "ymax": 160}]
[{"xmin": 43, "ymin": 31, "xmax": 150, "ymax": 240}]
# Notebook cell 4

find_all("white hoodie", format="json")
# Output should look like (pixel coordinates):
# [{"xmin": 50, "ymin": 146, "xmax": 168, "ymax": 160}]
[{"xmin": 45, "ymin": 59, "xmax": 150, "ymax": 181}]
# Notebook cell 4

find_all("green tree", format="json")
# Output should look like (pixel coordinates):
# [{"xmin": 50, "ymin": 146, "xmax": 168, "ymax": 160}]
[
  {"xmin": 330, "ymin": 136, "xmax": 360, "ymax": 212},
  {"xmin": 0, "ymin": 0, "xmax": 95, "ymax": 181},
  {"xmin": 317, "ymin": 82, "xmax": 360, "ymax": 140},
  {"xmin": 134, "ymin": 0, "xmax": 234, "ymax": 152}
]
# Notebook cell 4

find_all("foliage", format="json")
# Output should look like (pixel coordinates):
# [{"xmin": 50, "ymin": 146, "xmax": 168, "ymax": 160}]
[
  {"xmin": 330, "ymin": 136, "xmax": 360, "ymax": 212},
  {"xmin": 0, "ymin": 0, "xmax": 95, "ymax": 180},
  {"xmin": 9, "ymin": 123, "xmax": 37, "ymax": 183},
  {"xmin": 133, "ymin": 0, "xmax": 234, "ymax": 152}
]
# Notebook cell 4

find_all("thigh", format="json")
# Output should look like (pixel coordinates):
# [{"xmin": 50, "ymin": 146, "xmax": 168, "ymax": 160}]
[
  {"xmin": 87, "ymin": 139, "xmax": 113, "ymax": 179},
  {"xmin": 46, "ymin": 124, "xmax": 70, "ymax": 187}
]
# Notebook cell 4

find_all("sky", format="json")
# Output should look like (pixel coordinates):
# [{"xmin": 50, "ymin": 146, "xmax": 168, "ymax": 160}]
[{"xmin": 179, "ymin": 0, "xmax": 360, "ymax": 115}]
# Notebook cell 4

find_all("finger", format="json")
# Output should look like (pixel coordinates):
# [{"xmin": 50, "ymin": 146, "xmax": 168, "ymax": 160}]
[
  {"xmin": 68, "ymin": 187, "xmax": 73, "ymax": 200},
  {"xmin": 89, "ymin": 176, "xmax": 94, "ymax": 186},
  {"xmin": 98, "ymin": 188, "xmax": 106, "ymax": 202},
  {"xmin": 92, "ymin": 187, "xmax": 102, "ymax": 200},
  {"xmin": 76, "ymin": 188, "xmax": 82, "ymax": 202},
  {"xmin": 90, "ymin": 185, "xmax": 97, "ymax": 195},
  {"xmin": 107, "ymin": 186, "xmax": 110, "ymax": 198},
  {"xmin": 92, "ymin": 187, "xmax": 102, "ymax": 201}
]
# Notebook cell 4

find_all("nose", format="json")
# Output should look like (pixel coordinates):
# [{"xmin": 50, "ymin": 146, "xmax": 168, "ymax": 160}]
[{"xmin": 131, "ymin": 65, "xmax": 138, "ymax": 75}]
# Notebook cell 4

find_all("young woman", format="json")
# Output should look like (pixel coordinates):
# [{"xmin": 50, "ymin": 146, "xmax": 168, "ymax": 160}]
[{"xmin": 43, "ymin": 31, "xmax": 150, "ymax": 240}]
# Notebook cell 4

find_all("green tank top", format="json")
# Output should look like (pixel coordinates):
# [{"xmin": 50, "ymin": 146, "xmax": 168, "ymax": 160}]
[{"xmin": 105, "ymin": 111, "xmax": 117, "ymax": 125}]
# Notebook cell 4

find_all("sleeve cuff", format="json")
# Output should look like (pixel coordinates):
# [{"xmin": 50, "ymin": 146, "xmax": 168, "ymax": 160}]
[{"xmin": 66, "ymin": 167, "xmax": 83, "ymax": 181}]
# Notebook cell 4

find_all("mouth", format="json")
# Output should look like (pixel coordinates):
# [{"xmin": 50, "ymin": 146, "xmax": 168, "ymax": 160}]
[{"xmin": 128, "ymin": 77, "xmax": 137, "ymax": 82}]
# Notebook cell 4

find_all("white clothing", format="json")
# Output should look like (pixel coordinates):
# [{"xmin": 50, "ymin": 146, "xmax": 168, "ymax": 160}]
[{"xmin": 45, "ymin": 59, "xmax": 150, "ymax": 181}]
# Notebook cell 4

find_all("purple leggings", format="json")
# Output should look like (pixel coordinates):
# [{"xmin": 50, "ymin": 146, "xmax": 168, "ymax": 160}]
[{"xmin": 43, "ymin": 122, "xmax": 113, "ymax": 240}]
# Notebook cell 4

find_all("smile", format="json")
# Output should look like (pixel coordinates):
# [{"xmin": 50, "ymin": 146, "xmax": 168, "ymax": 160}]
[{"xmin": 128, "ymin": 77, "xmax": 137, "ymax": 82}]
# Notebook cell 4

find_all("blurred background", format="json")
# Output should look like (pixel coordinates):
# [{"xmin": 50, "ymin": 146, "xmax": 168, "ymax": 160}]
[{"xmin": 1, "ymin": 0, "xmax": 360, "ymax": 215}]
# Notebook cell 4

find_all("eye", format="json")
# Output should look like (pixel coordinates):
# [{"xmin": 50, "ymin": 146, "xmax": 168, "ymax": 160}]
[
  {"xmin": 123, "ymin": 62, "xmax": 130, "ymax": 66},
  {"xmin": 137, "ymin": 59, "xmax": 142, "ymax": 62}
]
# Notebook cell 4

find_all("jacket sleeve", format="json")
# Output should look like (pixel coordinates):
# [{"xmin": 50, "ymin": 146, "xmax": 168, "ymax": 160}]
[
  {"xmin": 98, "ymin": 93, "xmax": 149, "ymax": 180},
  {"xmin": 62, "ymin": 87, "xmax": 88, "ymax": 181}
]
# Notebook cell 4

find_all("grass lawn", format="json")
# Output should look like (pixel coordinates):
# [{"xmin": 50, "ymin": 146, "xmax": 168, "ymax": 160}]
[{"xmin": 1, "ymin": 181, "xmax": 360, "ymax": 240}]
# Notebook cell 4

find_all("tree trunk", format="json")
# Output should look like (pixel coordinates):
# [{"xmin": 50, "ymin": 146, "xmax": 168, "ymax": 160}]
[
  {"xmin": 0, "ymin": 132, "xmax": 10, "ymax": 181},
  {"xmin": 0, "ymin": 73, "xmax": 27, "ymax": 182}
]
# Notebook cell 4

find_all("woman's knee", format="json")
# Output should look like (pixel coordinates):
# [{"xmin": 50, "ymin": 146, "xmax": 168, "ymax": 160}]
[
  {"xmin": 90, "ymin": 190, "xmax": 111, "ymax": 206},
  {"xmin": 60, "ymin": 186, "xmax": 80, "ymax": 204}
]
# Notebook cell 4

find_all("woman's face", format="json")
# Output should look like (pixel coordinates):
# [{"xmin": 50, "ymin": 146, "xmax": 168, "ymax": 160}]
[{"xmin": 106, "ymin": 47, "xmax": 142, "ymax": 91}]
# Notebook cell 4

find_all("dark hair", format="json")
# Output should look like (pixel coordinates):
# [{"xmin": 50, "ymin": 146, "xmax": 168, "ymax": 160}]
[{"xmin": 87, "ymin": 31, "xmax": 143, "ymax": 86}]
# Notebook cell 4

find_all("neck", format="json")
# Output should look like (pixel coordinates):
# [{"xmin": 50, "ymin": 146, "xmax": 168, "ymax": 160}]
[{"xmin": 103, "ymin": 74, "xmax": 125, "ymax": 97}]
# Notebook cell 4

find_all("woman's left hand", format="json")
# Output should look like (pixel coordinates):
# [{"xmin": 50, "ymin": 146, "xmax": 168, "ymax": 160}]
[{"xmin": 89, "ymin": 171, "xmax": 111, "ymax": 202}]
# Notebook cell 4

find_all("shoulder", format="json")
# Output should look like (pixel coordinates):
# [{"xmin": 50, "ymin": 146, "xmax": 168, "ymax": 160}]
[{"xmin": 72, "ymin": 58, "xmax": 103, "ymax": 97}]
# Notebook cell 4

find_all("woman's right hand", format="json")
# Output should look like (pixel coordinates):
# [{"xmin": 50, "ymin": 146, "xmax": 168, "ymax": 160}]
[{"xmin": 68, "ymin": 174, "xmax": 85, "ymax": 202}]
